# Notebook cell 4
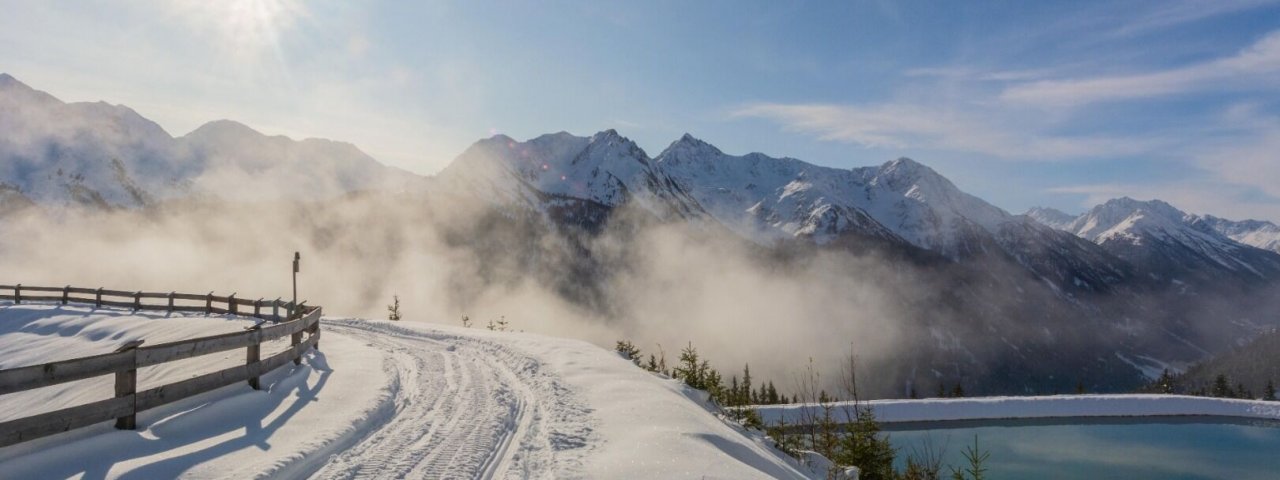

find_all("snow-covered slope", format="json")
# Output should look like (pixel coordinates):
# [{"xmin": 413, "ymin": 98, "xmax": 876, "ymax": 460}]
[
  {"xmin": 436, "ymin": 130, "xmax": 703, "ymax": 225},
  {"xmin": 0, "ymin": 304, "xmax": 815, "ymax": 479},
  {"xmin": 1025, "ymin": 206, "xmax": 1077, "ymax": 231},
  {"xmin": 0, "ymin": 73, "xmax": 424, "ymax": 209},
  {"xmin": 653, "ymin": 134, "xmax": 904, "ymax": 245},
  {"xmin": 653, "ymin": 134, "xmax": 1021, "ymax": 252},
  {"xmin": 1041, "ymin": 198, "xmax": 1280, "ymax": 281},
  {"xmin": 1189, "ymin": 214, "xmax": 1280, "ymax": 254}
]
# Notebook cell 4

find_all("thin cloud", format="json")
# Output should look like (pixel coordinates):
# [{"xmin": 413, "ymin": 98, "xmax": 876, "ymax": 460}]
[
  {"xmin": 731, "ymin": 102, "xmax": 1162, "ymax": 161},
  {"xmin": 1001, "ymin": 30, "xmax": 1280, "ymax": 107},
  {"xmin": 1112, "ymin": 0, "xmax": 1280, "ymax": 37}
]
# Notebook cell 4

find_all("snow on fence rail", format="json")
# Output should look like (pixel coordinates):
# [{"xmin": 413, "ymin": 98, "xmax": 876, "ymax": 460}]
[{"xmin": 0, "ymin": 284, "xmax": 322, "ymax": 448}]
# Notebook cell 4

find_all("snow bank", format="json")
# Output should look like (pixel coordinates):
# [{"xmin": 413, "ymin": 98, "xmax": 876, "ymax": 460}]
[
  {"xmin": 755, "ymin": 394, "xmax": 1280, "ymax": 426},
  {"xmin": 0, "ymin": 303, "xmax": 390, "ymax": 479}
]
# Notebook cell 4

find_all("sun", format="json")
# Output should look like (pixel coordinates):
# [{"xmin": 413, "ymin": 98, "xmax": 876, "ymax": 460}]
[{"xmin": 173, "ymin": 0, "xmax": 305, "ymax": 61}]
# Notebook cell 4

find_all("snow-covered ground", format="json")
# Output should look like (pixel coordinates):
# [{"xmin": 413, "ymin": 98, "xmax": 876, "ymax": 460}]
[
  {"xmin": 755, "ymin": 394, "xmax": 1280, "ymax": 426},
  {"xmin": 0, "ymin": 304, "xmax": 815, "ymax": 479}
]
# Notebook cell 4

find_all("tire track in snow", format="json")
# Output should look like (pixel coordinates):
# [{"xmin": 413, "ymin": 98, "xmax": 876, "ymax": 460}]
[{"xmin": 309, "ymin": 320, "xmax": 595, "ymax": 480}]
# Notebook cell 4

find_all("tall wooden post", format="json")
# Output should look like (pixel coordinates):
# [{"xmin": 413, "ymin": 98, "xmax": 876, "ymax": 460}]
[
  {"xmin": 62, "ymin": 285, "xmax": 70, "ymax": 305},
  {"xmin": 246, "ymin": 324, "xmax": 262, "ymax": 390},
  {"xmin": 292, "ymin": 252, "xmax": 300, "ymax": 315},
  {"xmin": 14, "ymin": 284, "xmax": 20, "ymax": 304},
  {"xmin": 168, "ymin": 292, "xmax": 175, "ymax": 312},
  {"xmin": 114, "ymin": 340, "xmax": 145, "ymax": 430},
  {"xmin": 96, "ymin": 287, "xmax": 103, "ymax": 308}
]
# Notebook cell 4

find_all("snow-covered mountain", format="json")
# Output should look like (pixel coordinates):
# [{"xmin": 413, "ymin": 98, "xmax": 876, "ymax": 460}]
[
  {"xmin": 0, "ymin": 73, "xmax": 423, "ymax": 209},
  {"xmin": 1189, "ymin": 214, "xmax": 1280, "ymax": 254},
  {"xmin": 653, "ymin": 133, "xmax": 1027, "ymax": 253},
  {"xmin": 1025, "ymin": 206, "xmax": 1077, "ymax": 230},
  {"xmin": 435, "ymin": 130, "xmax": 703, "ymax": 227},
  {"xmin": 1029, "ymin": 198, "xmax": 1280, "ymax": 282}
]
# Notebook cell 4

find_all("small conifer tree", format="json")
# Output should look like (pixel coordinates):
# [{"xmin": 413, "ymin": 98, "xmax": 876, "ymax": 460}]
[
  {"xmin": 1156, "ymin": 369, "xmax": 1175, "ymax": 394},
  {"xmin": 387, "ymin": 295, "xmax": 402, "ymax": 321},
  {"xmin": 615, "ymin": 340, "xmax": 642, "ymax": 366},
  {"xmin": 1213, "ymin": 374, "xmax": 1231, "ymax": 398}
]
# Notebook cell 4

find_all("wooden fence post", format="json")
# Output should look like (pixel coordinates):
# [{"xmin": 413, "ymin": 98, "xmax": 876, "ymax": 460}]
[
  {"xmin": 133, "ymin": 291, "xmax": 141, "ymax": 311},
  {"xmin": 168, "ymin": 292, "xmax": 175, "ymax": 312},
  {"xmin": 273, "ymin": 298, "xmax": 281, "ymax": 322},
  {"xmin": 62, "ymin": 285, "xmax": 70, "ymax": 305},
  {"xmin": 96, "ymin": 287, "xmax": 103, "ymax": 308},
  {"xmin": 228, "ymin": 293, "xmax": 237, "ymax": 315},
  {"xmin": 291, "ymin": 306, "xmax": 304, "ymax": 365},
  {"xmin": 114, "ymin": 339, "xmax": 145, "ymax": 430},
  {"xmin": 14, "ymin": 284, "xmax": 20, "ymax": 304},
  {"xmin": 254, "ymin": 298, "xmax": 262, "ymax": 318},
  {"xmin": 245, "ymin": 324, "xmax": 262, "ymax": 390},
  {"xmin": 205, "ymin": 292, "xmax": 213, "ymax": 314}
]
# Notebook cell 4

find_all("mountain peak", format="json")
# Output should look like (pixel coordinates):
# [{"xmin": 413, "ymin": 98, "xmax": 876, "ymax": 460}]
[
  {"xmin": 1096, "ymin": 197, "xmax": 1184, "ymax": 221},
  {"xmin": 878, "ymin": 157, "xmax": 938, "ymax": 178},
  {"xmin": 0, "ymin": 72, "xmax": 21, "ymax": 87},
  {"xmin": 184, "ymin": 120, "xmax": 267, "ymax": 143},
  {"xmin": 1025, "ymin": 206, "xmax": 1078, "ymax": 230},
  {"xmin": 0, "ymin": 73, "xmax": 62, "ymax": 106},
  {"xmin": 656, "ymin": 132, "xmax": 723, "ymax": 161}
]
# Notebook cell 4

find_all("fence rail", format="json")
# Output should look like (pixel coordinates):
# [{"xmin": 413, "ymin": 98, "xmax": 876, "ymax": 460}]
[{"xmin": 0, "ymin": 284, "xmax": 321, "ymax": 448}]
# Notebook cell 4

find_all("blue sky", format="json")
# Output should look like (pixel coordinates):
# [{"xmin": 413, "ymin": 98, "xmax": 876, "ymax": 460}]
[{"xmin": 3, "ymin": 0, "xmax": 1280, "ymax": 219}]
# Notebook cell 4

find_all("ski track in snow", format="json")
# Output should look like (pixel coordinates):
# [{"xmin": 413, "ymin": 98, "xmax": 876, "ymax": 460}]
[{"xmin": 310, "ymin": 319, "xmax": 595, "ymax": 480}]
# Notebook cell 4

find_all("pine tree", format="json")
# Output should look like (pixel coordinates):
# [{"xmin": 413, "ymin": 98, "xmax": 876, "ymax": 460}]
[
  {"xmin": 495, "ymin": 316, "xmax": 509, "ymax": 331},
  {"xmin": 674, "ymin": 342, "xmax": 699, "ymax": 388},
  {"xmin": 1156, "ymin": 369, "xmax": 1175, "ymax": 394},
  {"xmin": 705, "ymin": 367, "xmax": 724, "ymax": 403},
  {"xmin": 461, "ymin": 314, "xmax": 471, "ymax": 328},
  {"xmin": 386, "ymin": 295, "xmax": 402, "ymax": 321},
  {"xmin": 1265, "ymin": 379, "xmax": 1277, "ymax": 401},
  {"xmin": 1213, "ymin": 374, "xmax": 1231, "ymax": 398},
  {"xmin": 952, "ymin": 382, "xmax": 965, "ymax": 398},
  {"xmin": 645, "ymin": 354, "xmax": 659, "ymax": 372},
  {"xmin": 656, "ymin": 344, "xmax": 668, "ymax": 376},
  {"xmin": 742, "ymin": 364, "xmax": 754, "ymax": 406},
  {"xmin": 950, "ymin": 435, "xmax": 990, "ymax": 480},
  {"xmin": 834, "ymin": 405, "xmax": 896, "ymax": 480},
  {"xmin": 615, "ymin": 340, "xmax": 642, "ymax": 366},
  {"xmin": 1075, "ymin": 379, "xmax": 1085, "ymax": 394},
  {"xmin": 937, "ymin": 383, "xmax": 947, "ymax": 398}
]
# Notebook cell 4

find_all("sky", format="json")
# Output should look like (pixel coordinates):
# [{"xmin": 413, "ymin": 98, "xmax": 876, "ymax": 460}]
[{"xmin": 3, "ymin": 0, "xmax": 1280, "ymax": 219}]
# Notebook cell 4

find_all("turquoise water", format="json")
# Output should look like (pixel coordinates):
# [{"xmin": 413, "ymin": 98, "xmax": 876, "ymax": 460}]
[{"xmin": 885, "ymin": 417, "xmax": 1280, "ymax": 479}]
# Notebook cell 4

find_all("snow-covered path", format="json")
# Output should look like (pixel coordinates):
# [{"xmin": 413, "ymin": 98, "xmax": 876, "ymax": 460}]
[
  {"xmin": 0, "ymin": 306, "xmax": 813, "ymax": 479},
  {"xmin": 312, "ymin": 320, "xmax": 593, "ymax": 480}
]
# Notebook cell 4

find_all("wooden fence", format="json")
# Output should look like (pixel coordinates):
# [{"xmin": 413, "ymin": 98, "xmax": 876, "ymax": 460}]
[{"xmin": 0, "ymin": 284, "xmax": 322, "ymax": 448}]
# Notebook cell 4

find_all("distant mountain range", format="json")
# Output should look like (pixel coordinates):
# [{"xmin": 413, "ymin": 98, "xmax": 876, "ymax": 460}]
[
  {"xmin": 0, "ymin": 73, "xmax": 423, "ymax": 210},
  {"xmin": 5, "ymin": 73, "xmax": 1280, "ymax": 396}
]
